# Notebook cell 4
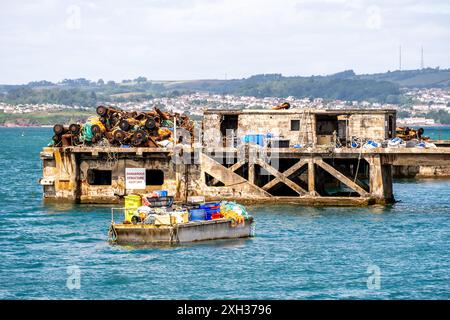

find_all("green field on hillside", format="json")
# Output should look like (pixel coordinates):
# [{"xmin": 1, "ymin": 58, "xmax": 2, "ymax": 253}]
[{"xmin": 0, "ymin": 110, "xmax": 94, "ymax": 126}]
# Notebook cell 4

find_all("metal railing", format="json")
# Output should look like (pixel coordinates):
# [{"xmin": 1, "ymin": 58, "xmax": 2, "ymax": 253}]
[{"xmin": 110, "ymin": 207, "xmax": 136, "ymax": 224}]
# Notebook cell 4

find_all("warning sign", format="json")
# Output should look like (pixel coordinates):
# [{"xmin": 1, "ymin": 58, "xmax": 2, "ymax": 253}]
[{"xmin": 125, "ymin": 168, "xmax": 146, "ymax": 190}]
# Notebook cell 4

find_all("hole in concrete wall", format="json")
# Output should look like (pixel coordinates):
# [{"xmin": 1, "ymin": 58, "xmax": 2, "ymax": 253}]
[
  {"xmin": 44, "ymin": 159, "xmax": 56, "ymax": 167},
  {"xmin": 204, "ymin": 172, "xmax": 225, "ymax": 187},
  {"xmin": 146, "ymin": 169, "xmax": 164, "ymax": 185},
  {"xmin": 44, "ymin": 185, "xmax": 56, "ymax": 197},
  {"xmin": 291, "ymin": 120, "xmax": 300, "ymax": 131},
  {"xmin": 87, "ymin": 169, "xmax": 112, "ymax": 185}
]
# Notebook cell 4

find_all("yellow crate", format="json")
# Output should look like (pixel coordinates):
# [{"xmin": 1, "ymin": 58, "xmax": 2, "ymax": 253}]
[
  {"xmin": 171, "ymin": 212, "xmax": 189, "ymax": 224},
  {"xmin": 154, "ymin": 214, "xmax": 171, "ymax": 226},
  {"xmin": 124, "ymin": 195, "xmax": 141, "ymax": 222}
]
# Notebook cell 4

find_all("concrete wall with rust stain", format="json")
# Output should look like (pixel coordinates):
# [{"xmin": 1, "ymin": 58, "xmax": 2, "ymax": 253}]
[
  {"xmin": 203, "ymin": 111, "xmax": 395, "ymax": 147},
  {"xmin": 77, "ymin": 156, "xmax": 182, "ymax": 203},
  {"xmin": 203, "ymin": 112, "xmax": 315, "ymax": 146},
  {"xmin": 41, "ymin": 149, "xmax": 197, "ymax": 203},
  {"xmin": 348, "ymin": 113, "xmax": 393, "ymax": 141}
]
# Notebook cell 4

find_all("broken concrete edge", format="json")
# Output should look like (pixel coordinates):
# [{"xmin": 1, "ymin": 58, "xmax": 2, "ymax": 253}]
[
  {"xmin": 41, "ymin": 145, "xmax": 450, "ymax": 154},
  {"xmin": 43, "ymin": 196, "xmax": 395, "ymax": 207},
  {"xmin": 41, "ymin": 144, "xmax": 450, "ymax": 207}
]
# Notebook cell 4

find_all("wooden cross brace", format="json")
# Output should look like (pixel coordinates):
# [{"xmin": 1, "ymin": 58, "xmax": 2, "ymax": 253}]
[
  {"xmin": 257, "ymin": 158, "xmax": 309, "ymax": 195},
  {"xmin": 314, "ymin": 158, "xmax": 369, "ymax": 197}
]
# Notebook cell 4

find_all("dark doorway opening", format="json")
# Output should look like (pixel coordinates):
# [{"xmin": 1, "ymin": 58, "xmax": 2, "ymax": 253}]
[
  {"xmin": 316, "ymin": 115, "xmax": 338, "ymax": 145},
  {"xmin": 146, "ymin": 169, "xmax": 164, "ymax": 185},
  {"xmin": 220, "ymin": 114, "xmax": 239, "ymax": 147},
  {"xmin": 87, "ymin": 169, "xmax": 112, "ymax": 185},
  {"xmin": 337, "ymin": 115, "xmax": 349, "ymax": 146},
  {"xmin": 388, "ymin": 115, "xmax": 394, "ymax": 138}
]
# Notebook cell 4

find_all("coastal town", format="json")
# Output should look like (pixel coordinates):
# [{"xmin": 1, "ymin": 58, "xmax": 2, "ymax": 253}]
[{"xmin": 1, "ymin": 87, "xmax": 450, "ymax": 127}]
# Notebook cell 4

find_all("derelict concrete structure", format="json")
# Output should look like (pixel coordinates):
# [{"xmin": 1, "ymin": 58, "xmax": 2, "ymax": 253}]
[{"xmin": 39, "ymin": 108, "xmax": 450, "ymax": 205}]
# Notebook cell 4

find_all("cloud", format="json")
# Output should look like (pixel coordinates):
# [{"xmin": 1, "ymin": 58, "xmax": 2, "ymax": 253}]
[
  {"xmin": 365, "ymin": 5, "xmax": 382, "ymax": 30},
  {"xmin": 0, "ymin": 0, "xmax": 449, "ymax": 83}
]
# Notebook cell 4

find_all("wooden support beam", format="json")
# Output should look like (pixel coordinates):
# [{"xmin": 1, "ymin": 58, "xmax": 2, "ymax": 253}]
[
  {"xmin": 261, "ymin": 159, "xmax": 309, "ymax": 192},
  {"xmin": 257, "ymin": 159, "xmax": 308, "ymax": 195},
  {"xmin": 229, "ymin": 160, "xmax": 245, "ymax": 172},
  {"xmin": 200, "ymin": 153, "xmax": 271, "ymax": 197},
  {"xmin": 210, "ymin": 160, "xmax": 245, "ymax": 186},
  {"xmin": 284, "ymin": 159, "xmax": 309, "ymax": 177},
  {"xmin": 314, "ymin": 158, "xmax": 369, "ymax": 197}
]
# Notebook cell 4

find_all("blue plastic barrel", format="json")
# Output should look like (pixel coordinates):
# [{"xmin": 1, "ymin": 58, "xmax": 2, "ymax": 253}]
[
  {"xmin": 154, "ymin": 190, "xmax": 168, "ymax": 197},
  {"xmin": 242, "ymin": 134, "xmax": 264, "ymax": 147},
  {"xmin": 189, "ymin": 209, "xmax": 206, "ymax": 221},
  {"xmin": 199, "ymin": 202, "xmax": 220, "ymax": 209}
]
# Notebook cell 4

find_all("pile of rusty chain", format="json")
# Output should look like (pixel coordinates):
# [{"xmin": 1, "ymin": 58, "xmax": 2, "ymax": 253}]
[{"xmin": 51, "ymin": 105, "xmax": 195, "ymax": 148}]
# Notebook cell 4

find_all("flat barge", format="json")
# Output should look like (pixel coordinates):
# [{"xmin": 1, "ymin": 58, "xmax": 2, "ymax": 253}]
[{"xmin": 109, "ymin": 217, "xmax": 255, "ymax": 245}]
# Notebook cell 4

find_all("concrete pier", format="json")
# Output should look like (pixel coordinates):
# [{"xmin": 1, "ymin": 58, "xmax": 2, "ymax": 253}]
[
  {"xmin": 39, "ymin": 108, "xmax": 450, "ymax": 206},
  {"xmin": 39, "ymin": 145, "xmax": 450, "ymax": 206}
]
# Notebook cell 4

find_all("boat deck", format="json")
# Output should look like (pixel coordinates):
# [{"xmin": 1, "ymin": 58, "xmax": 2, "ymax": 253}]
[{"xmin": 110, "ymin": 217, "xmax": 255, "ymax": 244}]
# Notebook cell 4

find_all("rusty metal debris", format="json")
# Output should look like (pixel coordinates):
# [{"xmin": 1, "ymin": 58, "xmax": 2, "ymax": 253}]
[
  {"xmin": 50, "ymin": 105, "xmax": 195, "ymax": 148},
  {"xmin": 271, "ymin": 102, "xmax": 290, "ymax": 110},
  {"xmin": 396, "ymin": 127, "xmax": 430, "ymax": 141}
]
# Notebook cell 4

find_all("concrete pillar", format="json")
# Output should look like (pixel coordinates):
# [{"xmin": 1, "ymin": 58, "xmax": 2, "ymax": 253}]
[
  {"xmin": 248, "ymin": 162, "xmax": 255, "ymax": 185},
  {"xmin": 70, "ymin": 152, "xmax": 80, "ymax": 202},
  {"xmin": 308, "ymin": 159, "xmax": 316, "ymax": 195},
  {"xmin": 367, "ymin": 155, "xmax": 394, "ymax": 204},
  {"xmin": 55, "ymin": 150, "xmax": 78, "ymax": 202},
  {"xmin": 247, "ymin": 144, "xmax": 256, "ymax": 184}
]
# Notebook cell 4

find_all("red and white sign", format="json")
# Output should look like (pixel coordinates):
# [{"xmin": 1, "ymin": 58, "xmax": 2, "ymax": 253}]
[{"xmin": 125, "ymin": 168, "xmax": 146, "ymax": 190}]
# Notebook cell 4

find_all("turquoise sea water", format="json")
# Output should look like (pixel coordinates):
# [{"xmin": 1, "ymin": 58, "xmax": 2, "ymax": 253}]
[
  {"xmin": 422, "ymin": 126, "xmax": 450, "ymax": 140},
  {"xmin": 0, "ymin": 127, "xmax": 449, "ymax": 300}
]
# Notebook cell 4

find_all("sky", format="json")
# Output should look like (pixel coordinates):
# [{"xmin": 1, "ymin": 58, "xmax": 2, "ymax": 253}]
[{"xmin": 0, "ymin": 0, "xmax": 449, "ymax": 84}]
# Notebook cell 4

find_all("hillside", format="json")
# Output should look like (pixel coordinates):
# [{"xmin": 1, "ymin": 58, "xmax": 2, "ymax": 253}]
[
  {"xmin": 156, "ymin": 72, "xmax": 401, "ymax": 103},
  {"xmin": 0, "ymin": 68, "xmax": 449, "ymax": 107},
  {"xmin": 356, "ymin": 68, "xmax": 450, "ymax": 88}
]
